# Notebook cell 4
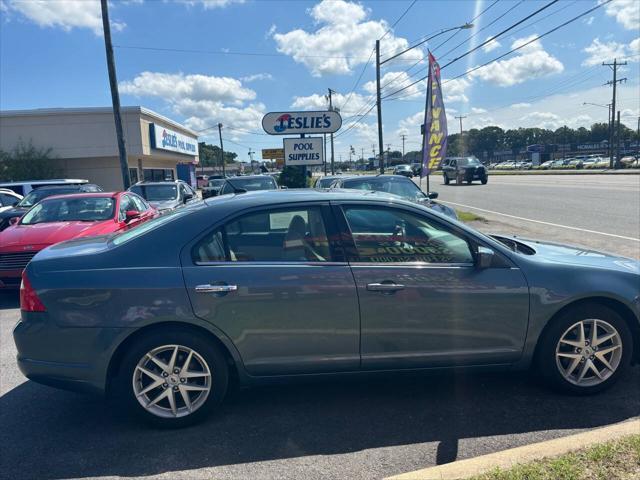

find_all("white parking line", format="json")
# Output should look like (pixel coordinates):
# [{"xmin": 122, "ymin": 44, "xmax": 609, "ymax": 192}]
[{"xmin": 442, "ymin": 201, "xmax": 640, "ymax": 242}]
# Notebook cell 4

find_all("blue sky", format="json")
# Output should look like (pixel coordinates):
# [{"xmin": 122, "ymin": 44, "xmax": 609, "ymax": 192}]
[{"xmin": 1, "ymin": 0, "xmax": 639, "ymax": 161}]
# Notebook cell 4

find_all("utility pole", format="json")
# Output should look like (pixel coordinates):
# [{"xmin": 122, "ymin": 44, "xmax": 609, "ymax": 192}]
[
  {"xmin": 616, "ymin": 111, "xmax": 621, "ymax": 166},
  {"xmin": 217, "ymin": 123, "xmax": 225, "ymax": 177},
  {"xmin": 323, "ymin": 133, "xmax": 327, "ymax": 175},
  {"xmin": 400, "ymin": 134, "xmax": 406, "ymax": 161},
  {"xmin": 327, "ymin": 88, "xmax": 336, "ymax": 175},
  {"xmin": 375, "ymin": 40, "xmax": 384, "ymax": 174},
  {"xmin": 361, "ymin": 147, "xmax": 364, "ymax": 165},
  {"xmin": 100, "ymin": 0, "xmax": 130, "ymax": 189},
  {"xmin": 455, "ymin": 115, "xmax": 467, "ymax": 156},
  {"xmin": 603, "ymin": 59, "xmax": 627, "ymax": 168}
]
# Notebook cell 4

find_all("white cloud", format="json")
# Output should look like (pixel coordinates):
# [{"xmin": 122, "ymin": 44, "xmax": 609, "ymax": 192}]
[
  {"xmin": 397, "ymin": 111, "xmax": 424, "ymax": 136},
  {"xmin": 290, "ymin": 92, "xmax": 373, "ymax": 118},
  {"xmin": 265, "ymin": 24, "xmax": 277, "ymax": 39},
  {"xmin": 5, "ymin": 0, "xmax": 124, "ymax": 34},
  {"xmin": 511, "ymin": 102, "xmax": 531, "ymax": 109},
  {"xmin": 581, "ymin": 37, "xmax": 639, "ymax": 66},
  {"xmin": 602, "ymin": 0, "xmax": 640, "ymax": 30},
  {"xmin": 119, "ymin": 71, "xmax": 263, "ymax": 134},
  {"xmin": 482, "ymin": 36, "xmax": 501, "ymax": 53},
  {"xmin": 273, "ymin": 0, "xmax": 423, "ymax": 76},
  {"xmin": 442, "ymin": 77, "xmax": 471, "ymax": 103},
  {"xmin": 584, "ymin": 16, "xmax": 595, "ymax": 26},
  {"xmin": 240, "ymin": 73, "xmax": 273, "ymax": 82},
  {"xmin": 174, "ymin": 0, "xmax": 244, "ymax": 8},
  {"xmin": 471, "ymin": 107, "xmax": 487, "ymax": 114},
  {"xmin": 470, "ymin": 35, "xmax": 564, "ymax": 87},
  {"xmin": 363, "ymin": 71, "xmax": 426, "ymax": 100}
]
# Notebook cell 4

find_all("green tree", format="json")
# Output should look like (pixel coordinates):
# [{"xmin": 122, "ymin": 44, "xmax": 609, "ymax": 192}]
[
  {"xmin": 278, "ymin": 166, "xmax": 306, "ymax": 188},
  {"xmin": 0, "ymin": 141, "xmax": 62, "ymax": 181},
  {"xmin": 198, "ymin": 142, "xmax": 237, "ymax": 168}
]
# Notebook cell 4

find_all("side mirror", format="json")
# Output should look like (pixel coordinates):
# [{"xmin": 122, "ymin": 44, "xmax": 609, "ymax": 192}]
[
  {"xmin": 9, "ymin": 216, "xmax": 19, "ymax": 226},
  {"xmin": 183, "ymin": 193, "xmax": 194, "ymax": 203},
  {"xmin": 427, "ymin": 192, "xmax": 438, "ymax": 199},
  {"xmin": 476, "ymin": 246, "xmax": 494, "ymax": 269},
  {"xmin": 125, "ymin": 210, "xmax": 140, "ymax": 222}
]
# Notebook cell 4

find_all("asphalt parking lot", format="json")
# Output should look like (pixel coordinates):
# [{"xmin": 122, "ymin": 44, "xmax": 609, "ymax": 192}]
[
  {"xmin": 420, "ymin": 174, "xmax": 640, "ymax": 259},
  {"xmin": 1, "ymin": 290, "xmax": 639, "ymax": 480}
]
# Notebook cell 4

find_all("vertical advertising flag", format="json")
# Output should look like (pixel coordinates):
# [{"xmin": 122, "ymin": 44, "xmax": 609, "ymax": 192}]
[{"xmin": 421, "ymin": 52, "xmax": 448, "ymax": 177}]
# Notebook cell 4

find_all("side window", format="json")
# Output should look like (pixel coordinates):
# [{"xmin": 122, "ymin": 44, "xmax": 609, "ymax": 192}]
[
  {"xmin": 130, "ymin": 194, "xmax": 148, "ymax": 212},
  {"xmin": 343, "ymin": 206, "xmax": 474, "ymax": 264},
  {"xmin": 192, "ymin": 206, "xmax": 331, "ymax": 263},
  {"xmin": 0, "ymin": 194, "xmax": 17, "ymax": 206}
]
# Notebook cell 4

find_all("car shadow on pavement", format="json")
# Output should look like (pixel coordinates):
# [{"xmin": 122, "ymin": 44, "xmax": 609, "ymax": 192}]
[
  {"xmin": 0, "ymin": 292, "xmax": 19, "ymax": 310},
  {"xmin": 0, "ymin": 368, "xmax": 638, "ymax": 480}
]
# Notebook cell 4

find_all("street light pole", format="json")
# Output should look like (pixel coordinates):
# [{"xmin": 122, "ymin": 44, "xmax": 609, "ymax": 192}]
[
  {"xmin": 328, "ymin": 88, "xmax": 336, "ymax": 175},
  {"xmin": 374, "ymin": 23, "xmax": 473, "ymax": 175},
  {"xmin": 100, "ymin": 0, "xmax": 130, "ymax": 190},
  {"xmin": 217, "ymin": 123, "xmax": 225, "ymax": 177}
]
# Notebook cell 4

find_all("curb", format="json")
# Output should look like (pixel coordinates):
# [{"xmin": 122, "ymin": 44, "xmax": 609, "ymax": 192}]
[{"xmin": 386, "ymin": 418, "xmax": 640, "ymax": 480}]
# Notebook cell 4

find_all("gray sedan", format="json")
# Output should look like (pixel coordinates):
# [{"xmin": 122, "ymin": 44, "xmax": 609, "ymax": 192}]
[{"xmin": 14, "ymin": 190, "xmax": 639, "ymax": 427}]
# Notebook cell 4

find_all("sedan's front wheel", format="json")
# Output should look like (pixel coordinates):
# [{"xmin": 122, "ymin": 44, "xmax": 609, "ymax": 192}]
[
  {"xmin": 536, "ymin": 304, "xmax": 632, "ymax": 395},
  {"xmin": 113, "ymin": 329, "xmax": 228, "ymax": 427}
]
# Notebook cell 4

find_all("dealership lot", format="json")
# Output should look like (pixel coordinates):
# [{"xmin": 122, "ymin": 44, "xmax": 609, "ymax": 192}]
[
  {"xmin": 1, "ymin": 292, "xmax": 638, "ymax": 480},
  {"xmin": 421, "ymin": 174, "xmax": 640, "ymax": 259}
]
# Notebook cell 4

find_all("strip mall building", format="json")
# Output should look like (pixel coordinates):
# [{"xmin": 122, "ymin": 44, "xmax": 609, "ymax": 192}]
[{"xmin": 0, "ymin": 107, "xmax": 199, "ymax": 190}]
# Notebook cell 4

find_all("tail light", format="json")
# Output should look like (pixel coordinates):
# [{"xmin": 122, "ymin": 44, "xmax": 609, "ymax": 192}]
[{"xmin": 20, "ymin": 271, "xmax": 46, "ymax": 312}]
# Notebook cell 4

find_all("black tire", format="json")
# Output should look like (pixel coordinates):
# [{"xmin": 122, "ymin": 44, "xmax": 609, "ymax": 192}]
[
  {"xmin": 443, "ymin": 174, "xmax": 450, "ymax": 185},
  {"xmin": 535, "ymin": 303, "xmax": 633, "ymax": 395},
  {"xmin": 481, "ymin": 177, "xmax": 488, "ymax": 185},
  {"xmin": 112, "ymin": 328, "xmax": 229, "ymax": 427}
]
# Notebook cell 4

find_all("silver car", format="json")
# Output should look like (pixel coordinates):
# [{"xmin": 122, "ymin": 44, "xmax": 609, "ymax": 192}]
[{"xmin": 13, "ymin": 190, "xmax": 640, "ymax": 427}]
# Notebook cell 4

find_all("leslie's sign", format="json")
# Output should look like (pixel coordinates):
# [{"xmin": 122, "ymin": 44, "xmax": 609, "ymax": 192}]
[
  {"xmin": 262, "ymin": 111, "xmax": 342, "ymax": 135},
  {"xmin": 149, "ymin": 123, "xmax": 198, "ymax": 156}
]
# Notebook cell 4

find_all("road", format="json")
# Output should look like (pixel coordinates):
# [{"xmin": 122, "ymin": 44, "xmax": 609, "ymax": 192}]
[
  {"xmin": 1, "ymin": 291, "xmax": 639, "ymax": 480},
  {"xmin": 420, "ymin": 174, "xmax": 640, "ymax": 259}
]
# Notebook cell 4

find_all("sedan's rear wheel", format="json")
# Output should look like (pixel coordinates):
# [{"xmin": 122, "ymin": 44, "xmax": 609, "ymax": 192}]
[
  {"xmin": 443, "ymin": 174, "xmax": 450, "ymax": 185},
  {"xmin": 536, "ymin": 304, "xmax": 632, "ymax": 394},
  {"xmin": 114, "ymin": 329, "xmax": 228, "ymax": 427}
]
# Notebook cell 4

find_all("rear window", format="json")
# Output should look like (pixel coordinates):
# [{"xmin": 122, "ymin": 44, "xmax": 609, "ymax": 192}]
[
  {"xmin": 17, "ymin": 187, "xmax": 80, "ymax": 208},
  {"xmin": 110, "ymin": 209, "xmax": 190, "ymax": 246},
  {"xmin": 130, "ymin": 185, "xmax": 178, "ymax": 201},
  {"xmin": 228, "ymin": 177, "xmax": 277, "ymax": 191}
]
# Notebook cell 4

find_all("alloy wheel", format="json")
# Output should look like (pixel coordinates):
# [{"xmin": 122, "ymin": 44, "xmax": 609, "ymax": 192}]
[
  {"xmin": 132, "ymin": 344, "xmax": 212, "ymax": 418},
  {"xmin": 555, "ymin": 319, "xmax": 623, "ymax": 387}
]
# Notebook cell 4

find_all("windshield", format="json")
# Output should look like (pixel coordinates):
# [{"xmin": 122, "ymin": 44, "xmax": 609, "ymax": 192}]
[
  {"xmin": 228, "ymin": 177, "xmax": 277, "ymax": 191},
  {"xmin": 457, "ymin": 157, "xmax": 481, "ymax": 166},
  {"xmin": 317, "ymin": 177, "xmax": 337, "ymax": 188},
  {"xmin": 395, "ymin": 165, "xmax": 411, "ymax": 170},
  {"xmin": 342, "ymin": 178, "xmax": 425, "ymax": 201},
  {"xmin": 208, "ymin": 179, "xmax": 226, "ymax": 187},
  {"xmin": 20, "ymin": 197, "xmax": 115, "ymax": 225},
  {"xmin": 17, "ymin": 187, "xmax": 79, "ymax": 208},
  {"xmin": 130, "ymin": 185, "xmax": 178, "ymax": 201}
]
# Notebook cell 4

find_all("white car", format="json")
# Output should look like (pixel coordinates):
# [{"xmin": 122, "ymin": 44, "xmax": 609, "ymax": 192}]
[{"xmin": 0, "ymin": 188, "xmax": 22, "ymax": 213}]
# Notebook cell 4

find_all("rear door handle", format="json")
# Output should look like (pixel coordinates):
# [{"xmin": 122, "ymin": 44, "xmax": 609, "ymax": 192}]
[
  {"xmin": 366, "ymin": 282, "xmax": 405, "ymax": 292},
  {"xmin": 195, "ymin": 284, "xmax": 238, "ymax": 293}
]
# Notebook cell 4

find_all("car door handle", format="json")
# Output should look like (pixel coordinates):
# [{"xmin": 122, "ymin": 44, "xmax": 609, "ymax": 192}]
[
  {"xmin": 366, "ymin": 283, "xmax": 405, "ymax": 292},
  {"xmin": 195, "ymin": 284, "xmax": 238, "ymax": 293}
]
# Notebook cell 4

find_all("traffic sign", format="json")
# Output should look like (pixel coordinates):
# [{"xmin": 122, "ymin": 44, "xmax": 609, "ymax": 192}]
[{"xmin": 262, "ymin": 148, "xmax": 284, "ymax": 160}]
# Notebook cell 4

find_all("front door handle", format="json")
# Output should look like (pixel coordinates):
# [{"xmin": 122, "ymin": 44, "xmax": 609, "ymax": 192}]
[
  {"xmin": 366, "ymin": 282, "xmax": 405, "ymax": 292},
  {"xmin": 195, "ymin": 284, "xmax": 238, "ymax": 293}
]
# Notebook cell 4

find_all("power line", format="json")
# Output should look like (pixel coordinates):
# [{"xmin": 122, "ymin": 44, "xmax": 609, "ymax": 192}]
[
  {"xmin": 113, "ymin": 44, "xmax": 372, "ymax": 60},
  {"xmin": 379, "ymin": 0, "xmax": 418, "ymax": 41},
  {"xmin": 383, "ymin": 0, "xmax": 610, "ymax": 101},
  {"xmin": 340, "ymin": 48, "xmax": 376, "ymax": 113}
]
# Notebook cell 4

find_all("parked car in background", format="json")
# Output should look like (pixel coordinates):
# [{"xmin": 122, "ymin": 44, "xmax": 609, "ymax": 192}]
[
  {"xmin": 314, "ymin": 175, "xmax": 345, "ymax": 188},
  {"xmin": 567, "ymin": 158, "xmax": 583, "ymax": 169},
  {"xmin": 0, "ymin": 189, "xmax": 22, "ymax": 212},
  {"xmin": 196, "ymin": 175, "xmax": 209, "ymax": 189},
  {"xmin": 0, "ymin": 191, "xmax": 156, "ymax": 289},
  {"xmin": 0, "ymin": 183, "xmax": 103, "ymax": 231},
  {"xmin": 411, "ymin": 163, "xmax": 422, "ymax": 176},
  {"xmin": 218, "ymin": 175, "xmax": 279, "ymax": 195},
  {"xmin": 14, "ymin": 189, "xmax": 639, "ymax": 427},
  {"xmin": 620, "ymin": 155, "xmax": 639, "ymax": 168},
  {"xmin": 539, "ymin": 160, "xmax": 554, "ymax": 169},
  {"xmin": 330, "ymin": 174, "xmax": 457, "ymax": 219},
  {"xmin": 129, "ymin": 180, "xmax": 199, "ymax": 213},
  {"xmin": 201, "ymin": 178, "xmax": 228, "ymax": 199},
  {"xmin": 392, "ymin": 164, "xmax": 414, "ymax": 177},
  {"xmin": 0, "ymin": 178, "xmax": 90, "ymax": 197},
  {"xmin": 441, "ymin": 157, "xmax": 488, "ymax": 185}
]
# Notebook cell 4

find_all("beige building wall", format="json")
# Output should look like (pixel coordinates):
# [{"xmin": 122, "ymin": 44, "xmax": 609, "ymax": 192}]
[{"xmin": 0, "ymin": 107, "xmax": 198, "ymax": 189}]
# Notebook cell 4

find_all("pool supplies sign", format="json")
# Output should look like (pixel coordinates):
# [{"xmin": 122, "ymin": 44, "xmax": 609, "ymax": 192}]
[
  {"xmin": 149, "ymin": 123, "xmax": 198, "ymax": 156},
  {"xmin": 262, "ymin": 111, "xmax": 342, "ymax": 135},
  {"xmin": 283, "ymin": 137, "xmax": 324, "ymax": 166}
]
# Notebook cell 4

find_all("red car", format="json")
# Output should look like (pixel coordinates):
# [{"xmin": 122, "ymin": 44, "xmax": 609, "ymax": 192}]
[{"xmin": 0, "ymin": 191, "xmax": 156, "ymax": 288}]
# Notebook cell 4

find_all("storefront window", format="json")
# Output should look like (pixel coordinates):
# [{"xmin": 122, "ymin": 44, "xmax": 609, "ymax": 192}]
[
  {"xmin": 143, "ymin": 169, "xmax": 175, "ymax": 182},
  {"xmin": 129, "ymin": 168, "xmax": 139, "ymax": 184}
]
